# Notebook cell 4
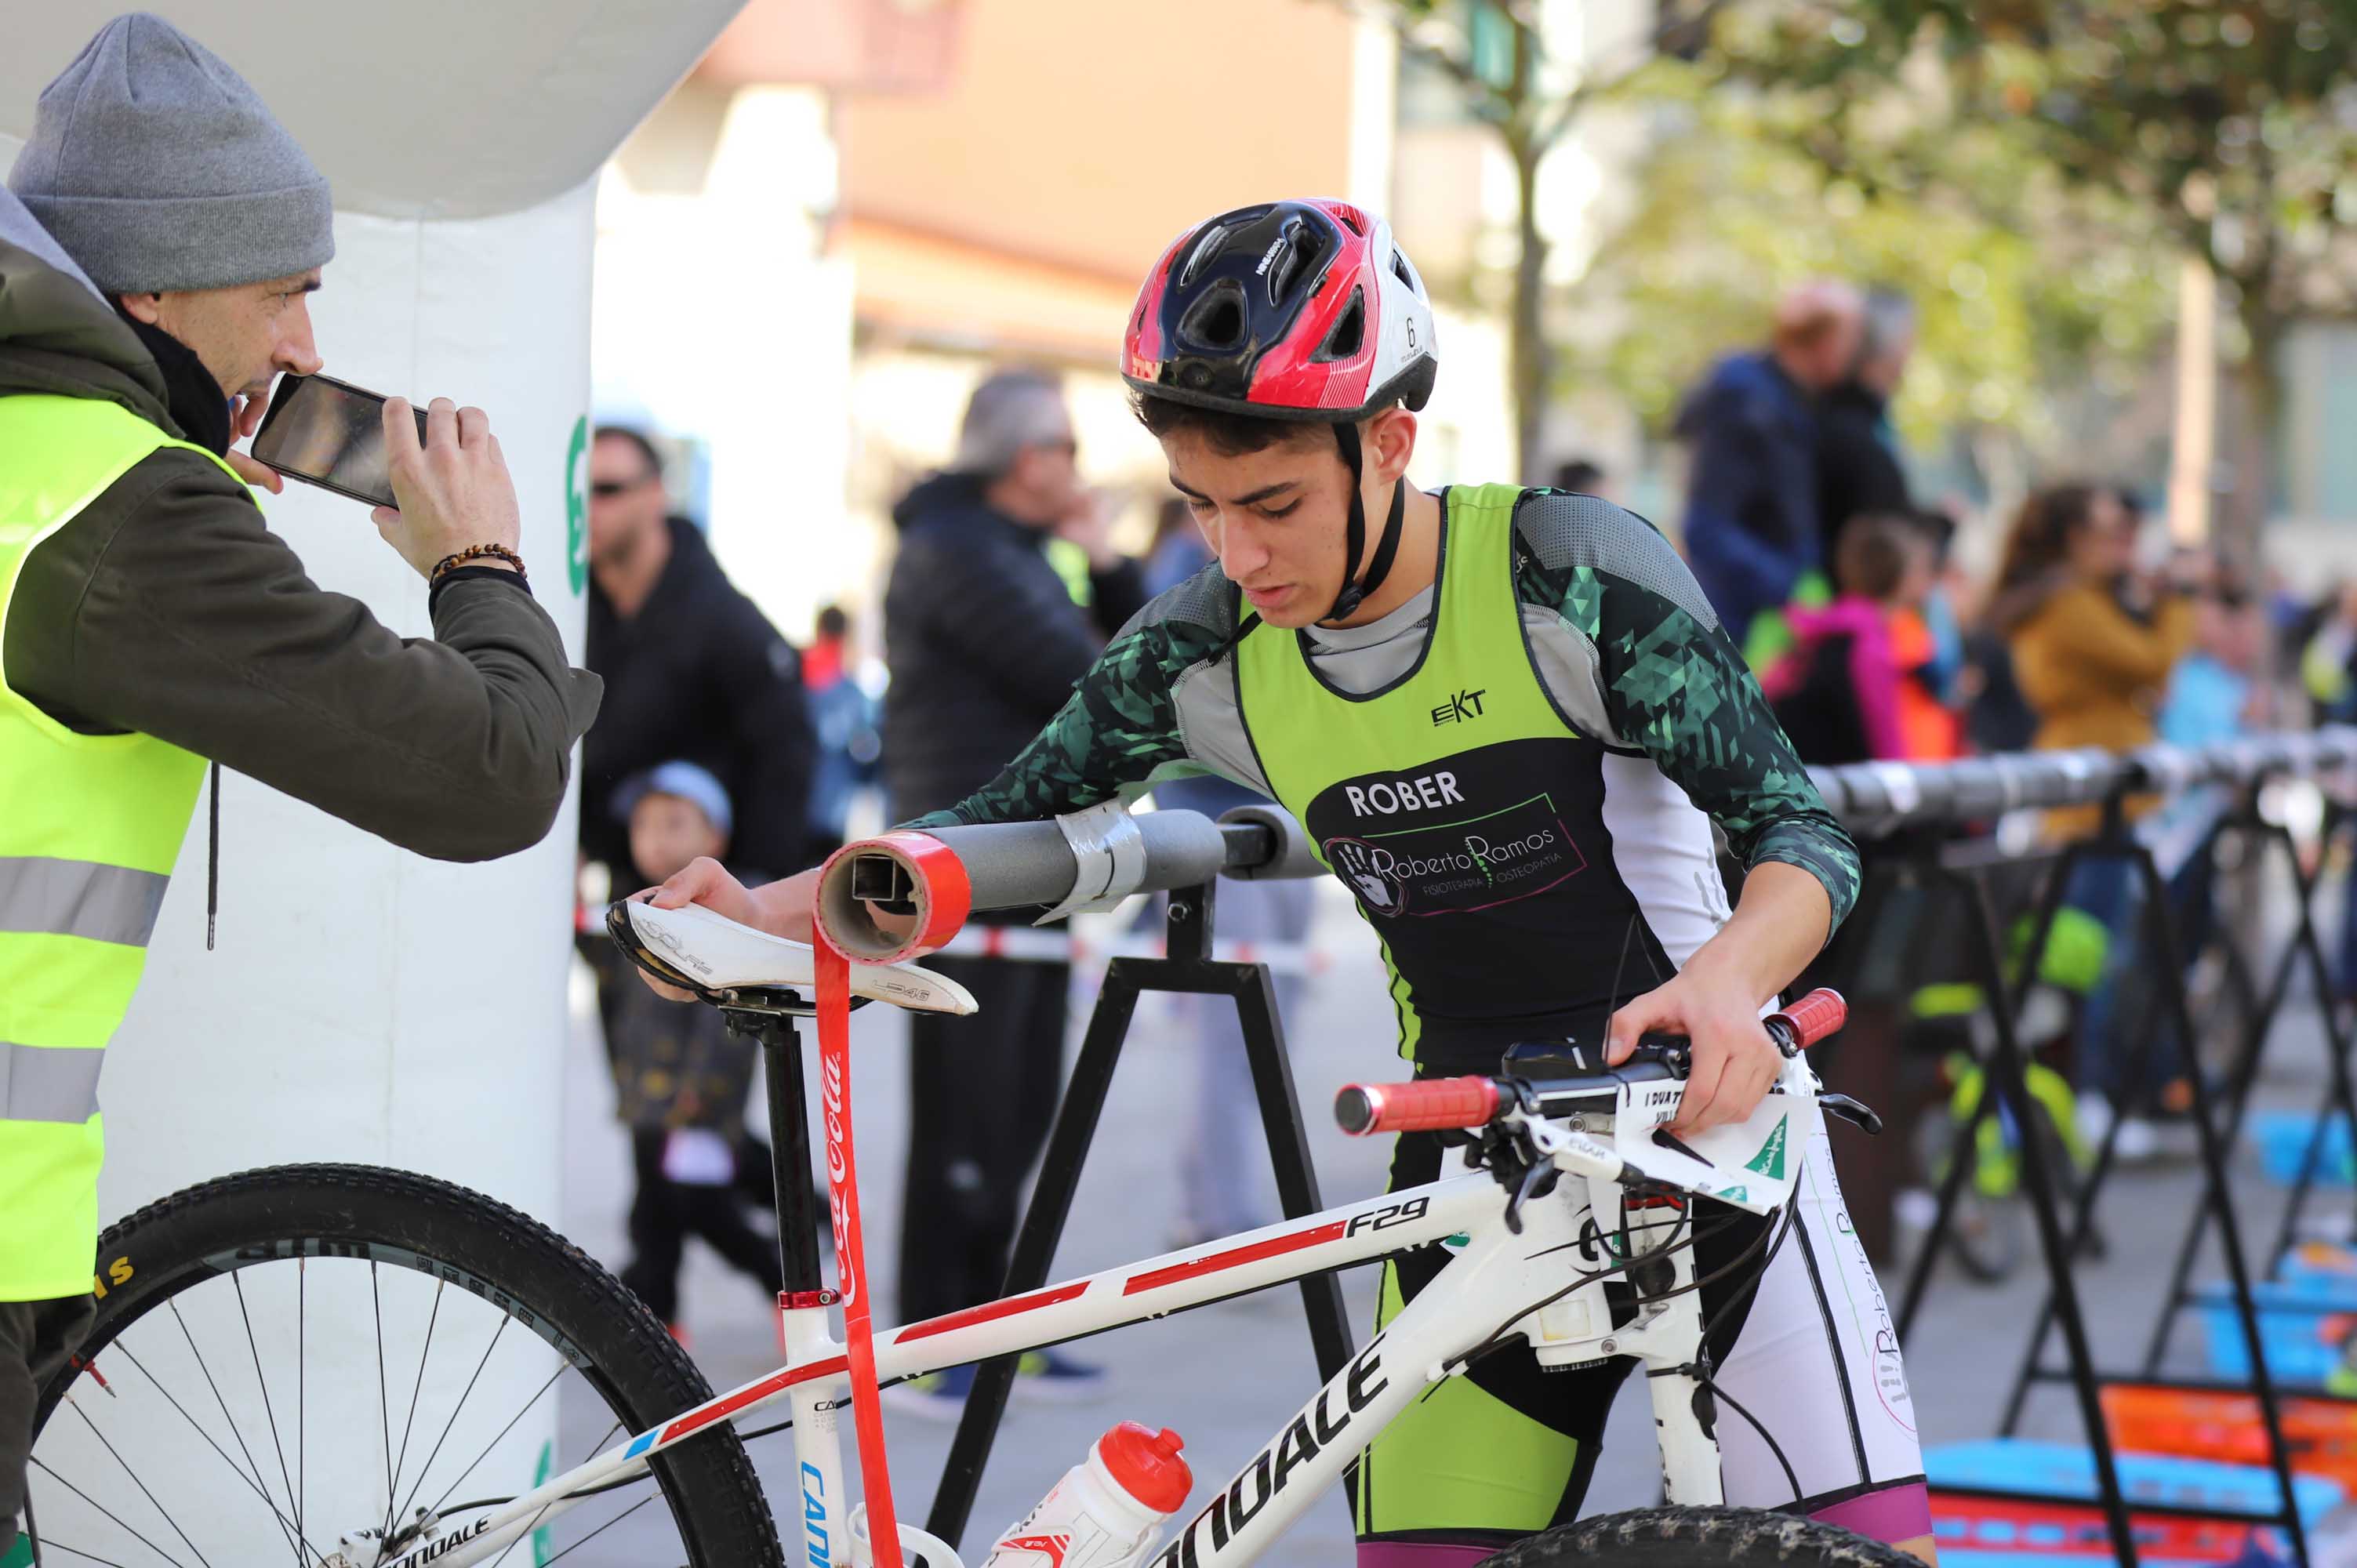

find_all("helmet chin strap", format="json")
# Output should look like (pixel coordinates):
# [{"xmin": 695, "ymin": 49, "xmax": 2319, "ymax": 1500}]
[{"xmin": 1324, "ymin": 420, "xmax": 1407, "ymax": 625}]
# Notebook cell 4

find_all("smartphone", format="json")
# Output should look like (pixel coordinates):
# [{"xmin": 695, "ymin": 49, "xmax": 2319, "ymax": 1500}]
[{"xmin": 250, "ymin": 373, "xmax": 429, "ymax": 509}]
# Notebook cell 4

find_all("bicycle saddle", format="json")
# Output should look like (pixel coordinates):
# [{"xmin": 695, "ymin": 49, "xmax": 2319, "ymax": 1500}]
[{"xmin": 608, "ymin": 897, "xmax": 979, "ymax": 1015}]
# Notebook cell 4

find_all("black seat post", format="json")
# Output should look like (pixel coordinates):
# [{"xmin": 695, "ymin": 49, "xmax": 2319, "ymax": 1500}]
[{"xmin": 743, "ymin": 1011, "xmax": 829, "ymax": 1298}]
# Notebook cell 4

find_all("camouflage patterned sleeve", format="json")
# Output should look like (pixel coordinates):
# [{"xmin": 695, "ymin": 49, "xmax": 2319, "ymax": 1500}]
[
  {"xmin": 1517, "ymin": 528, "xmax": 1861, "ymax": 934},
  {"xmin": 901, "ymin": 618, "xmax": 1222, "ymax": 830}
]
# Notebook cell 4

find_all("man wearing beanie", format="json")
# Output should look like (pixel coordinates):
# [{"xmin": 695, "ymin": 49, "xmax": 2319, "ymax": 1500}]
[{"xmin": 0, "ymin": 16, "xmax": 600, "ymax": 1552}]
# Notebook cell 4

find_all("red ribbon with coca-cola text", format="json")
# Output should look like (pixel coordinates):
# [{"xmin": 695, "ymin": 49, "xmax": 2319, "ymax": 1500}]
[{"xmin": 815, "ymin": 938, "xmax": 902, "ymax": 1568}]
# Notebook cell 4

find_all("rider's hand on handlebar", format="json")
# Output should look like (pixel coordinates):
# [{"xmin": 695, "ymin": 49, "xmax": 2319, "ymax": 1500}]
[{"xmin": 1605, "ymin": 971, "xmax": 1783, "ymax": 1134}]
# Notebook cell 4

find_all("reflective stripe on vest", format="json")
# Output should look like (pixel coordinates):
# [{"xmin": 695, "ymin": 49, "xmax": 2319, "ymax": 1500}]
[
  {"xmin": 0, "ymin": 394, "xmax": 226, "ymax": 1298},
  {"xmin": 0, "ymin": 1041, "xmax": 104, "ymax": 1123},
  {"xmin": 0, "ymin": 857, "xmax": 170, "ymax": 946}
]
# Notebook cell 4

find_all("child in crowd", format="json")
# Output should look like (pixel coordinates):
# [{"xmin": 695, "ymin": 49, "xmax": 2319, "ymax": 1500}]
[
  {"xmin": 1763, "ymin": 514, "xmax": 1935, "ymax": 764},
  {"xmin": 608, "ymin": 761, "xmax": 784, "ymax": 1341}
]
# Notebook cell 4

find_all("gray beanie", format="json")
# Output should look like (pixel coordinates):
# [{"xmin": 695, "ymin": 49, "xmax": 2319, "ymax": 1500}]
[{"xmin": 7, "ymin": 13, "xmax": 334, "ymax": 295}]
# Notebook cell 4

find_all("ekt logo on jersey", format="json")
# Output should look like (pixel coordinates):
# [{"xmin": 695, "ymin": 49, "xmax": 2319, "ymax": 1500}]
[{"xmin": 1430, "ymin": 688, "xmax": 1486, "ymax": 727}]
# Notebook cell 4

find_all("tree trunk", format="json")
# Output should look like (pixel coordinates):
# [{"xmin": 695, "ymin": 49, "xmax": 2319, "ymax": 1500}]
[
  {"xmin": 1510, "ymin": 134, "xmax": 1549, "ymax": 485},
  {"xmin": 2224, "ymin": 297, "xmax": 2286, "ymax": 572}
]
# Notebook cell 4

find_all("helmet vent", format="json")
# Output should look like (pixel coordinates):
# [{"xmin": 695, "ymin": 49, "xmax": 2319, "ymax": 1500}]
[
  {"xmin": 1391, "ymin": 249, "xmax": 1422, "ymax": 295},
  {"xmin": 1180, "ymin": 223, "xmax": 1233, "ymax": 288},
  {"xmin": 1178, "ymin": 281, "xmax": 1248, "ymax": 351},
  {"xmin": 1264, "ymin": 218, "xmax": 1326, "ymax": 307},
  {"xmin": 1313, "ymin": 286, "xmax": 1366, "ymax": 362}
]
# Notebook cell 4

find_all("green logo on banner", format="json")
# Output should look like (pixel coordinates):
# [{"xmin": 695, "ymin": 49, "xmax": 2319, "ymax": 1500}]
[
  {"xmin": 1745, "ymin": 1114, "xmax": 1789, "ymax": 1181},
  {"xmin": 564, "ymin": 415, "xmax": 590, "ymax": 597}
]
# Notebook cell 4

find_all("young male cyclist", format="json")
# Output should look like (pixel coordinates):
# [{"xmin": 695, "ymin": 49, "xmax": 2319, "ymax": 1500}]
[{"xmin": 646, "ymin": 201, "xmax": 1934, "ymax": 1563}]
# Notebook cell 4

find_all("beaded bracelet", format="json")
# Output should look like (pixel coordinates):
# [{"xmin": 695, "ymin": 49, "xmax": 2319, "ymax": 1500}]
[{"xmin": 430, "ymin": 543, "xmax": 526, "ymax": 582}]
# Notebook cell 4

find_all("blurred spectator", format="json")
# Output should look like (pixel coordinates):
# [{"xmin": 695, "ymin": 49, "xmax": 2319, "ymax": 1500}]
[
  {"xmin": 1676, "ymin": 280, "xmax": 1864, "ymax": 651},
  {"xmin": 881, "ymin": 369, "xmax": 1145, "ymax": 1414},
  {"xmin": 2301, "ymin": 585, "xmax": 2357, "ymax": 998},
  {"xmin": 1552, "ymin": 457, "xmax": 1607, "ymax": 499},
  {"xmin": 1818, "ymin": 288, "xmax": 1917, "ymax": 572},
  {"xmin": 1763, "ymin": 514, "xmax": 1934, "ymax": 764},
  {"xmin": 1993, "ymin": 483, "xmax": 2201, "ymax": 1150},
  {"xmin": 803, "ymin": 603, "xmax": 880, "ymax": 857},
  {"xmin": 1993, "ymin": 483, "xmax": 2197, "ymax": 804},
  {"xmin": 579, "ymin": 426, "xmax": 815, "ymax": 885},
  {"xmin": 1142, "ymin": 499, "xmax": 1315, "ymax": 1247},
  {"xmin": 608, "ymin": 762, "xmax": 784, "ymax": 1342},
  {"xmin": 1891, "ymin": 510, "xmax": 1968, "ymax": 761}
]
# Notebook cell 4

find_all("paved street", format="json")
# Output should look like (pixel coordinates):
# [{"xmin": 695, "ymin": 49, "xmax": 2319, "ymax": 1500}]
[{"xmin": 558, "ymin": 880, "xmax": 2348, "ymax": 1565}]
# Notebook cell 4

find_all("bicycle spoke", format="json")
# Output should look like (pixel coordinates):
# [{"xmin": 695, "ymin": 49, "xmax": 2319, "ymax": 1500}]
[
  {"xmin": 393, "ymin": 1318, "xmax": 507, "ymax": 1527},
  {"xmin": 538, "ymin": 1492, "xmax": 656, "ymax": 1566},
  {"xmin": 61, "ymin": 1396, "xmax": 216, "ymax": 1568},
  {"xmin": 167, "ymin": 1301, "xmax": 305, "ymax": 1563},
  {"xmin": 110, "ymin": 1339, "xmax": 319, "ymax": 1558},
  {"xmin": 372, "ymin": 1263, "xmax": 396, "ymax": 1544},
  {"xmin": 485, "ymin": 1422, "xmax": 623, "ymax": 1568},
  {"xmin": 383, "ymin": 1279, "xmax": 445, "ymax": 1545},
  {"xmin": 227, "ymin": 1271, "xmax": 301, "ymax": 1560},
  {"xmin": 30, "ymin": 1537, "xmax": 141, "ymax": 1567},
  {"xmin": 424, "ymin": 1364, "xmax": 568, "ymax": 1519},
  {"xmin": 296, "ymin": 1260, "xmax": 305, "ymax": 1566},
  {"xmin": 27, "ymin": 1457, "xmax": 191, "ymax": 1568}
]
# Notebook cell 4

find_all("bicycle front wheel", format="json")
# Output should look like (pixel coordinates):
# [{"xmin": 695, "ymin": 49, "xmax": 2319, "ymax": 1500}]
[
  {"xmin": 1479, "ymin": 1508, "xmax": 1927, "ymax": 1568},
  {"xmin": 28, "ymin": 1163, "xmax": 783, "ymax": 1567}
]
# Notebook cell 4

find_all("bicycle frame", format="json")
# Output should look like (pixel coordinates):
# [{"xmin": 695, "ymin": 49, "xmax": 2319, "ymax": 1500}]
[{"xmin": 401, "ymin": 1089, "xmax": 1804, "ymax": 1568}]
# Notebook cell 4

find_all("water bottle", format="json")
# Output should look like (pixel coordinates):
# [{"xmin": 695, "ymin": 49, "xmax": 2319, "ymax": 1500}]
[{"xmin": 985, "ymin": 1423, "xmax": 1193, "ymax": 1568}]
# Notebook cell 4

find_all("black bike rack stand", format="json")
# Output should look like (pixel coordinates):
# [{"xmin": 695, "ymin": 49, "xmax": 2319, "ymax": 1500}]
[
  {"xmin": 1878, "ymin": 786, "xmax": 2314, "ymax": 1567},
  {"xmin": 924, "ymin": 878, "xmax": 1353, "ymax": 1551}
]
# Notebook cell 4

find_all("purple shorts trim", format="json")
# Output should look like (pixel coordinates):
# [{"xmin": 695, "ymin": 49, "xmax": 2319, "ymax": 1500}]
[
  {"xmin": 1356, "ymin": 1542, "xmax": 1495, "ymax": 1568},
  {"xmin": 1812, "ymin": 1481, "xmax": 1933, "ymax": 1544}
]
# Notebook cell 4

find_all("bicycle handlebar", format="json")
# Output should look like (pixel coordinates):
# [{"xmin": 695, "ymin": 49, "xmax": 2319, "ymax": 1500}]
[{"xmin": 1334, "ymin": 989, "xmax": 1849, "ymax": 1137}]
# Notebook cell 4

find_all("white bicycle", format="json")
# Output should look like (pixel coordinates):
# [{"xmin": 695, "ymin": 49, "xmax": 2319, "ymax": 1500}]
[{"xmin": 22, "ymin": 818, "xmax": 1915, "ymax": 1568}]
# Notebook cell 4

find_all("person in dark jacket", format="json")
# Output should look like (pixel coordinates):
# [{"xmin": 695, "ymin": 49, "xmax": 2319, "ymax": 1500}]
[
  {"xmin": 579, "ymin": 426, "xmax": 815, "ymax": 885},
  {"xmin": 1676, "ymin": 281, "xmax": 1863, "ymax": 648},
  {"xmin": 1816, "ymin": 289, "xmax": 1916, "ymax": 572},
  {"xmin": 0, "ymin": 16, "xmax": 597, "ymax": 1555},
  {"xmin": 879, "ymin": 368, "xmax": 1144, "ymax": 1416}
]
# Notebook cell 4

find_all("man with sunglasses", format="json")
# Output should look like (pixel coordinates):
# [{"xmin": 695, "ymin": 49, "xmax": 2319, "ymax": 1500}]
[
  {"xmin": 579, "ymin": 425, "xmax": 815, "ymax": 888},
  {"xmin": 877, "ymin": 368, "xmax": 1146, "ymax": 1415}
]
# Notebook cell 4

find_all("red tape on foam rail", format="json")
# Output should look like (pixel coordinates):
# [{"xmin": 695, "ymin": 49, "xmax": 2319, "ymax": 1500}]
[
  {"xmin": 815, "ymin": 831, "xmax": 972, "ymax": 965},
  {"xmin": 815, "ymin": 940, "xmax": 903, "ymax": 1568}
]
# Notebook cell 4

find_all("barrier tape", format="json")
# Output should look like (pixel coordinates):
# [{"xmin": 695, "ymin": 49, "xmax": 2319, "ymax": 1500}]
[{"xmin": 935, "ymin": 925, "xmax": 1329, "ymax": 977}]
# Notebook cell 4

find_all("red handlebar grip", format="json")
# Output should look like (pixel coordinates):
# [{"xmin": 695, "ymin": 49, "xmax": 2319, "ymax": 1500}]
[
  {"xmin": 1765, "ymin": 988, "xmax": 1847, "ymax": 1051},
  {"xmin": 1335, "ymin": 1076, "xmax": 1500, "ymax": 1136}
]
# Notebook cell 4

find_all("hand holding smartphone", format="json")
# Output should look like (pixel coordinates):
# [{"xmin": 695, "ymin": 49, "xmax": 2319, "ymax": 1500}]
[
  {"xmin": 250, "ymin": 373, "xmax": 428, "ymax": 509},
  {"xmin": 250, "ymin": 376, "xmax": 525, "ymax": 583}
]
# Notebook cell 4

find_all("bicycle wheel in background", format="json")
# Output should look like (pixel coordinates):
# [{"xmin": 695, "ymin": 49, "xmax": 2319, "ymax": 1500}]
[
  {"xmin": 27, "ymin": 1163, "xmax": 783, "ymax": 1568},
  {"xmin": 1480, "ymin": 1507, "xmax": 1929, "ymax": 1568}
]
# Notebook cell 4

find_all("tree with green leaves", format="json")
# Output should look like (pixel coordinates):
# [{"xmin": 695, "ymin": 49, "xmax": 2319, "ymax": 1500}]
[
  {"xmin": 1709, "ymin": 0, "xmax": 2357, "ymax": 541},
  {"xmin": 1346, "ymin": 0, "xmax": 1723, "ymax": 481},
  {"xmin": 1571, "ymin": 67, "xmax": 2177, "ymax": 528}
]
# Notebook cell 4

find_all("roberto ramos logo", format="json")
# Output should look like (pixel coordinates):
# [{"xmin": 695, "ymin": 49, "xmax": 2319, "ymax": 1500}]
[{"xmin": 1321, "ymin": 789, "xmax": 1584, "ymax": 918}]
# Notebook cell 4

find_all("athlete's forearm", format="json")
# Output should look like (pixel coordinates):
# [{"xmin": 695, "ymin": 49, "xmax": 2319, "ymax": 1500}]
[{"xmin": 1682, "ymin": 861, "xmax": 1834, "ymax": 1003}]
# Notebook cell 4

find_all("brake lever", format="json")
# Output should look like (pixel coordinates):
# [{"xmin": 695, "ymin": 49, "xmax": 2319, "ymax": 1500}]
[
  {"xmin": 1503, "ymin": 1156, "xmax": 1553, "ymax": 1236},
  {"xmin": 1819, "ymin": 1093, "xmax": 1883, "ymax": 1136}
]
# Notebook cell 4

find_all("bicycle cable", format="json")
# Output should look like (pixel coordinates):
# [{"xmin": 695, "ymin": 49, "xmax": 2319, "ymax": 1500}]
[{"xmin": 1670, "ymin": 1365, "xmax": 1806, "ymax": 1506}]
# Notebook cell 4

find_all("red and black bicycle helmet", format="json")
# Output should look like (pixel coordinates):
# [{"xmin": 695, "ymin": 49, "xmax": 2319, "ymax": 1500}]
[{"xmin": 1123, "ymin": 199, "xmax": 1439, "ymax": 622}]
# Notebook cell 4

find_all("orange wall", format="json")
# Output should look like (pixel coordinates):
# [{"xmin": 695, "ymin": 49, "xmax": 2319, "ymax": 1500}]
[{"xmin": 840, "ymin": 0, "xmax": 1364, "ymax": 285}]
